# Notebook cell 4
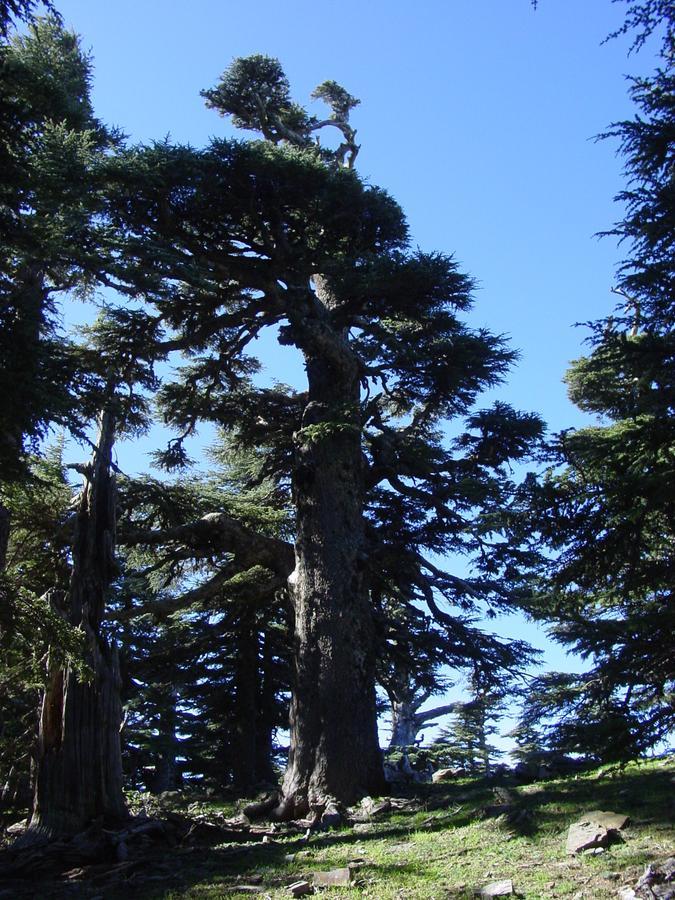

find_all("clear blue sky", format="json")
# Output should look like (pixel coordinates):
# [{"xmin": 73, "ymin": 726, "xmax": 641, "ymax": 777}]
[
  {"xmin": 52, "ymin": 0, "xmax": 660, "ymax": 742},
  {"xmin": 56, "ymin": 0, "xmax": 658, "ymax": 430}
]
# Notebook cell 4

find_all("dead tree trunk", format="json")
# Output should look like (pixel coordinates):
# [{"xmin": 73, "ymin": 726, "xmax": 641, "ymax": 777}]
[
  {"xmin": 276, "ymin": 278, "xmax": 384, "ymax": 819},
  {"xmin": 23, "ymin": 407, "xmax": 127, "ymax": 842},
  {"xmin": 389, "ymin": 689, "xmax": 458, "ymax": 749}
]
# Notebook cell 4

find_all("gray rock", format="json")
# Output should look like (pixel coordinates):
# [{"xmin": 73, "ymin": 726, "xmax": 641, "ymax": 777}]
[
  {"xmin": 432, "ymin": 767, "xmax": 462, "ymax": 783},
  {"xmin": 360, "ymin": 796, "xmax": 391, "ymax": 817},
  {"xmin": 313, "ymin": 867, "xmax": 352, "ymax": 887},
  {"xmin": 566, "ymin": 820, "xmax": 611, "ymax": 854},
  {"xmin": 566, "ymin": 811, "xmax": 629, "ymax": 855},
  {"xmin": 475, "ymin": 879, "xmax": 514, "ymax": 897},
  {"xmin": 635, "ymin": 857, "xmax": 675, "ymax": 899},
  {"xmin": 288, "ymin": 881, "xmax": 312, "ymax": 897},
  {"xmin": 582, "ymin": 810, "xmax": 630, "ymax": 831}
]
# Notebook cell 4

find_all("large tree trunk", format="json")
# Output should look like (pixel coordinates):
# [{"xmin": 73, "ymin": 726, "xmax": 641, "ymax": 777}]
[
  {"xmin": 277, "ymin": 278, "xmax": 384, "ymax": 818},
  {"xmin": 23, "ymin": 407, "xmax": 127, "ymax": 842}
]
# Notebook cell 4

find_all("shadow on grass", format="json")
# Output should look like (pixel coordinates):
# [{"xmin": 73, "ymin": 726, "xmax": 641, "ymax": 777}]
[
  {"xmin": 512, "ymin": 762, "xmax": 675, "ymax": 837},
  {"xmin": 4, "ymin": 761, "xmax": 673, "ymax": 898}
]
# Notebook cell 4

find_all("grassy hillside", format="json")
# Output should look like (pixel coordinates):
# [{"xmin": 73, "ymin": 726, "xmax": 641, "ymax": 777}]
[{"xmin": 1, "ymin": 756, "xmax": 673, "ymax": 898}]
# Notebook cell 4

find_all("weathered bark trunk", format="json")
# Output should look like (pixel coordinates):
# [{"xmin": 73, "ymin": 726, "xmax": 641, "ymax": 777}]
[
  {"xmin": 477, "ymin": 717, "xmax": 491, "ymax": 776},
  {"xmin": 388, "ymin": 688, "xmax": 457, "ymax": 749},
  {"xmin": 390, "ymin": 698, "xmax": 420, "ymax": 748},
  {"xmin": 277, "ymin": 278, "xmax": 384, "ymax": 818},
  {"xmin": 23, "ymin": 407, "xmax": 127, "ymax": 842}
]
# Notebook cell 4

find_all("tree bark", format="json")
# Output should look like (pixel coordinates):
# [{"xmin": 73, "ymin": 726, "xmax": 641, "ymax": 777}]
[
  {"xmin": 389, "ymin": 696, "xmax": 458, "ymax": 748},
  {"xmin": 390, "ymin": 697, "xmax": 420, "ymax": 749},
  {"xmin": 23, "ymin": 407, "xmax": 127, "ymax": 842},
  {"xmin": 276, "ymin": 279, "xmax": 384, "ymax": 818}
]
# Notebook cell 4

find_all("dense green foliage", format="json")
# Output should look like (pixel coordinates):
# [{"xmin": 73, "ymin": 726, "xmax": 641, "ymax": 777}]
[{"xmin": 516, "ymin": 6, "xmax": 675, "ymax": 761}]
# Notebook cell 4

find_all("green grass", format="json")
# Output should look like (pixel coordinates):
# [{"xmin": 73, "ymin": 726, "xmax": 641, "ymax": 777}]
[
  {"xmin": 154, "ymin": 757, "xmax": 674, "ymax": 899},
  {"xmin": 5, "ymin": 756, "xmax": 674, "ymax": 898}
]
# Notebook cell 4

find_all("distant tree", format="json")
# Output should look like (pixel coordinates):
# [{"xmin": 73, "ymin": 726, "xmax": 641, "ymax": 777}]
[
  {"xmin": 378, "ymin": 602, "xmax": 458, "ymax": 750},
  {"xmin": 0, "ymin": 443, "xmax": 81, "ymax": 808},
  {"xmin": 431, "ymin": 671, "xmax": 508, "ymax": 775},
  {"xmin": 12, "ymin": 305, "xmax": 158, "ymax": 840},
  {"xmin": 379, "ymin": 600, "xmax": 537, "ymax": 750}
]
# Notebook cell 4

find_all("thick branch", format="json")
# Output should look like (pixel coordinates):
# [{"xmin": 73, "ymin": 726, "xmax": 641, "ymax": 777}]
[
  {"xmin": 414, "ymin": 702, "xmax": 459, "ymax": 725},
  {"xmin": 119, "ymin": 512, "xmax": 294, "ymax": 578},
  {"xmin": 119, "ymin": 566, "xmax": 286, "ymax": 622}
]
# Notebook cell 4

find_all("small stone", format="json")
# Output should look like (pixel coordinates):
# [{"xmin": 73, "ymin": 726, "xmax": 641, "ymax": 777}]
[
  {"xmin": 262, "ymin": 834, "xmax": 281, "ymax": 846},
  {"xmin": 288, "ymin": 881, "xmax": 312, "ymax": 897},
  {"xmin": 617, "ymin": 889, "xmax": 638, "ymax": 900},
  {"xmin": 6, "ymin": 819, "xmax": 27, "ymax": 835},
  {"xmin": 475, "ymin": 879, "xmax": 514, "ymax": 897},
  {"xmin": 312, "ymin": 867, "xmax": 352, "ymax": 887},
  {"xmin": 353, "ymin": 823, "xmax": 374, "ymax": 833}
]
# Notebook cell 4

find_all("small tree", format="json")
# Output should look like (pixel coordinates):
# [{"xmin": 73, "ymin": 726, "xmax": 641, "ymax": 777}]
[{"xmin": 433, "ymin": 672, "xmax": 507, "ymax": 775}]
